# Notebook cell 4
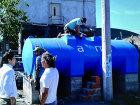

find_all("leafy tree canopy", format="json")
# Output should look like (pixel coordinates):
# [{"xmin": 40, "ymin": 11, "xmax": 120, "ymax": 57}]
[{"xmin": 0, "ymin": 0, "xmax": 29, "ymax": 42}]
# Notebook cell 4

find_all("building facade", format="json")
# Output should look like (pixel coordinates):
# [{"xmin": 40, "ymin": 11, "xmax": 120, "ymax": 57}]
[{"xmin": 20, "ymin": 0, "xmax": 96, "ymax": 27}]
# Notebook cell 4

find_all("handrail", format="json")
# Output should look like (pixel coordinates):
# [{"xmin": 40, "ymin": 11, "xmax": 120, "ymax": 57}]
[
  {"xmin": 49, "ymin": 15, "xmax": 69, "ymax": 25},
  {"xmin": 63, "ymin": 16, "xmax": 69, "ymax": 24}
]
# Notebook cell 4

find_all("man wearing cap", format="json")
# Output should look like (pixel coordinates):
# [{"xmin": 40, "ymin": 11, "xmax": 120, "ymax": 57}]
[
  {"xmin": 33, "ymin": 46, "xmax": 48, "ymax": 98},
  {"xmin": 64, "ymin": 17, "xmax": 87, "ymax": 36}
]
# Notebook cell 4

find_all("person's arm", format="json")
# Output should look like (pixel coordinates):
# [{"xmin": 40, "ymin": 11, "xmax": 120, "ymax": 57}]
[
  {"xmin": 35, "ymin": 56, "xmax": 41, "ymax": 81},
  {"xmin": 4, "ymin": 71, "xmax": 16, "ymax": 105},
  {"xmin": 34, "ymin": 64, "xmax": 40, "ymax": 85},
  {"xmin": 35, "ymin": 45, "xmax": 48, "ymax": 53},
  {"xmin": 35, "ymin": 64, "xmax": 40, "ymax": 79},
  {"xmin": 75, "ymin": 25, "xmax": 80, "ymax": 36},
  {"xmin": 40, "ymin": 88, "xmax": 49, "ymax": 105},
  {"xmin": 41, "ymin": 48, "xmax": 48, "ymax": 53}
]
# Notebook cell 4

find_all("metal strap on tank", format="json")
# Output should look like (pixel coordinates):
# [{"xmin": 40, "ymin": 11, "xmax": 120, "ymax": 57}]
[
  {"xmin": 122, "ymin": 41, "xmax": 131, "ymax": 50},
  {"xmin": 38, "ymin": 38, "xmax": 45, "ymax": 49},
  {"xmin": 54, "ymin": 39, "xmax": 61, "ymax": 50}
]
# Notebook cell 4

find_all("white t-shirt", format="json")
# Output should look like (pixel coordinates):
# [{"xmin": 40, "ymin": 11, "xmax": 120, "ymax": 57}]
[
  {"xmin": 40, "ymin": 67, "xmax": 59, "ymax": 104},
  {"xmin": 0, "ymin": 64, "xmax": 17, "ymax": 98}
]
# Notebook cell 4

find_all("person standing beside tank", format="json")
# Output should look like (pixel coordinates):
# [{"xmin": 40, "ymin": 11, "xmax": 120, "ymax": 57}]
[
  {"xmin": 40, "ymin": 52, "xmax": 59, "ymax": 105},
  {"xmin": 0, "ymin": 51, "xmax": 17, "ymax": 105},
  {"xmin": 33, "ymin": 46, "xmax": 48, "ymax": 97},
  {"xmin": 64, "ymin": 17, "xmax": 87, "ymax": 36}
]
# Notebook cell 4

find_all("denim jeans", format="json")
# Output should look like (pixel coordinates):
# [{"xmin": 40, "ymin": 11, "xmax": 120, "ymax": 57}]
[
  {"xmin": 0, "ymin": 98, "xmax": 16, "ymax": 105},
  {"xmin": 44, "ymin": 100, "xmax": 57, "ymax": 105}
]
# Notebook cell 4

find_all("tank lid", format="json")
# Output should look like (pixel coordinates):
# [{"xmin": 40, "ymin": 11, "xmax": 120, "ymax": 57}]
[
  {"xmin": 114, "ymin": 37, "xmax": 120, "ymax": 40},
  {"xmin": 94, "ymin": 36, "xmax": 101, "ymax": 41},
  {"xmin": 28, "ymin": 36, "xmax": 34, "ymax": 38}
]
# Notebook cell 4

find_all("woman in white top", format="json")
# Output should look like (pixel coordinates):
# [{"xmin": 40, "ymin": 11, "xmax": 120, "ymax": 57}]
[{"xmin": 40, "ymin": 52, "xmax": 59, "ymax": 105}]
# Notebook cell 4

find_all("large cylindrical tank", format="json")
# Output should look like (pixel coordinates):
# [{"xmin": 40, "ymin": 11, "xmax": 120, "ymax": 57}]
[{"xmin": 22, "ymin": 36, "xmax": 139, "ymax": 78}]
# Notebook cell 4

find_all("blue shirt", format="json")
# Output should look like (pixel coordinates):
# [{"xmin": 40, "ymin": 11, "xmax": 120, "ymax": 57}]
[
  {"xmin": 65, "ymin": 18, "xmax": 81, "ymax": 30},
  {"xmin": 36, "ymin": 55, "xmax": 45, "ymax": 77},
  {"xmin": 0, "ymin": 64, "xmax": 17, "ymax": 98}
]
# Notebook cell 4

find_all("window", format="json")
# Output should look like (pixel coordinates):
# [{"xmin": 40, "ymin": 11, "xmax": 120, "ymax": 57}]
[{"xmin": 54, "ymin": 7, "xmax": 56, "ymax": 16}]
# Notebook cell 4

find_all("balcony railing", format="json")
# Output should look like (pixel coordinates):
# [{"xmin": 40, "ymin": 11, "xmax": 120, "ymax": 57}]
[{"xmin": 49, "ymin": 15, "xmax": 69, "ymax": 25}]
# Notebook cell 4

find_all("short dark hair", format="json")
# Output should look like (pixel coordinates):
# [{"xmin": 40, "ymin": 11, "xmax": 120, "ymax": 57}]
[
  {"xmin": 82, "ymin": 17, "xmax": 87, "ymax": 23},
  {"xmin": 42, "ymin": 52, "xmax": 56, "ymax": 68},
  {"xmin": 3, "ymin": 51, "xmax": 14, "ymax": 64}
]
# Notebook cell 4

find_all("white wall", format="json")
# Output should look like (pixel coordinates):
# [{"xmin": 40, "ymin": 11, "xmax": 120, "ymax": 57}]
[{"xmin": 20, "ymin": 0, "xmax": 96, "ymax": 27}]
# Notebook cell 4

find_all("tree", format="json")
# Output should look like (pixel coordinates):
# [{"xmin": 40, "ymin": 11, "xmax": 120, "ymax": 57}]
[
  {"xmin": 0, "ymin": 36, "xmax": 2, "ymax": 50},
  {"xmin": 0, "ymin": 0, "xmax": 29, "ymax": 50}
]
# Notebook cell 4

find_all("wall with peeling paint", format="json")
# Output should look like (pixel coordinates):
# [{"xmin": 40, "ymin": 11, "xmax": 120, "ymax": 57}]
[{"xmin": 20, "ymin": 0, "xmax": 96, "ymax": 27}]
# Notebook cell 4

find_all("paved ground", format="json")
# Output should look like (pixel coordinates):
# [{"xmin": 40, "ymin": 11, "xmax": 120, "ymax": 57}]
[
  {"xmin": 16, "ymin": 89, "xmax": 27, "ymax": 105},
  {"xmin": 64, "ymin": 102, "xmax": 112, "ymax": 105},
  {"xmin": 15, "ymin": 82, "xmax": 125, "ymax": 105},
  {"xmin": 16, "ymin": 88, "xmax": 112, "ymax": 105}
]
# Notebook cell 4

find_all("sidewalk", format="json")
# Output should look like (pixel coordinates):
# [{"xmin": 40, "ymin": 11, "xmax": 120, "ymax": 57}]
[{"xmin": 16, "ymin": 86, "xmax": 112, "ymax": 105}]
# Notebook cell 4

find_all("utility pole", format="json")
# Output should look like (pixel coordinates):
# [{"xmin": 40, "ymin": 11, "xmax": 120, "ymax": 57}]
[
  {"xmin": 18, "ymin": 24, "xmax": 22, "ymax": 55},
  {"xmin": 101, "ymin": 0, "xmax": 113, "ymax": 100}
]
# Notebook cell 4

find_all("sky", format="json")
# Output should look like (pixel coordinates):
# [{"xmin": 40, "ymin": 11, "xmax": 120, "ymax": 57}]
[{"xmin": 96, "ymin": 0, "xmax": 140, "ymax": 34}]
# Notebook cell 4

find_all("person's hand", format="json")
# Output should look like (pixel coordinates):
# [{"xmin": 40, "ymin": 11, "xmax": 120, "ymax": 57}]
[
  {"xmin": 34, "ymin": 80, "xmax": 37, "ymax": 86},
  {"xmin": 9, "ymin": 97, "xmax": 15, "ymax": 105},
  {"xmin": 53, "ymin": 55, "xmax": 57, "ymax": 62},
  {"xmin": 29, "ymin": 74, "xmax": 32, "ymax": 79},
  {"xmin": 34, "ymin": 80, "xmax": 37, "ymax": 89},
  {"xmin": 35, "ymin": 45, "xmax": 39, "ymax": 48}
]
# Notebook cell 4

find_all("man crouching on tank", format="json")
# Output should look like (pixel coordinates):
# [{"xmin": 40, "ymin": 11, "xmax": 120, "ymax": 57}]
[{"xmin": 57, "ymin": 17, "xmax": 87, "ymax": 38}]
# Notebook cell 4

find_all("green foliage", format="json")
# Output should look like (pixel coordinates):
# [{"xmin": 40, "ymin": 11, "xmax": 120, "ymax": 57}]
[
  {"xmin": 0, "ymin": 0, "xmax": 29, "ymax": 43},
  {"xmin": 0, "ymin": 38, "xmax": 2, "ymax": 50}
]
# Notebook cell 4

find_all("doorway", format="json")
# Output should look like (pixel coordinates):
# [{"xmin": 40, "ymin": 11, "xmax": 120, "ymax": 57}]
[{"xmin": 50, "ymin": 4, "xmax": 61, "ymax": 24}]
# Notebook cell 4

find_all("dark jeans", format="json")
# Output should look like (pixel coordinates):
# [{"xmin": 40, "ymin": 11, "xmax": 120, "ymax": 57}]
[
  {"xmin": 35, "ymin": 77, "xmax": 41, "ymax": 90},
  {"xmin": 44, "ymin": 100, "xmax": 57, "ymax": 105},
  {"xmin": 0, "ymin": 98, "xmax": 16, "ymax": 105},
  {"xmin": 64, "ymin": 26, "xmax": 76, "ymax": 35}
]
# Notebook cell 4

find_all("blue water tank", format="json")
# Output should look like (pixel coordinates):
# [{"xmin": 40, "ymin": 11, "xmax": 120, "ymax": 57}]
[{"xmin": 22, "ymin": 36, "xmax": 139, "ymax": 78}]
